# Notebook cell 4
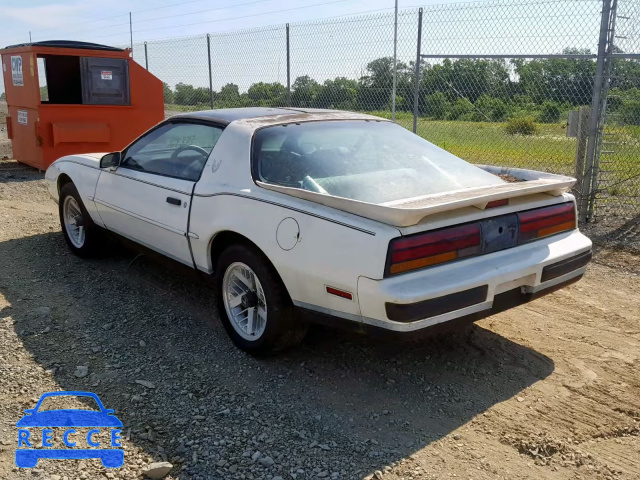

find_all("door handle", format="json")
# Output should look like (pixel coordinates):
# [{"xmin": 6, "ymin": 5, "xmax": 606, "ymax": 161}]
[{"xmin": 166, "ymin": 197, "xmax": 181, "ymax": 206}]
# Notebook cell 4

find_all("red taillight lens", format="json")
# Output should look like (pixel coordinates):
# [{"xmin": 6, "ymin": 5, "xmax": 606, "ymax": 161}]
[
  {"xmin": 387, "ymin": 224, "xmax": 481, "ymax": 275},
  {"xmin": 385, "ymin": 202, "xmax": 577, "ymax": 277},
  {"xmin": 518, "ymin": 202, "xmax": 576, "ymax": 243}
]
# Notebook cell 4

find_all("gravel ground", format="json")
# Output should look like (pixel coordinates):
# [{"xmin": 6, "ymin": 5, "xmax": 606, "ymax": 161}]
[{"xmin": 0, "ymin": 117, "xmax": 639, "ymax": 479}]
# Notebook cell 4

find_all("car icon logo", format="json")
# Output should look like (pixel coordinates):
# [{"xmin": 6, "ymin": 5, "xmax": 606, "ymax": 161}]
[{"xmin": 15, "ymin": 391, "xmax": 124, "ymax": 468}]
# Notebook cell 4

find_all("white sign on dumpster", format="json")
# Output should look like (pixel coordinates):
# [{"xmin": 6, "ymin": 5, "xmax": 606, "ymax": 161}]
[
  {"xmin": 11, "ymin": 55, "xmax": 24, "ymax": 86},
  {"xmin": 17, "ymin": 110, "xmax": 28, "ymax": 125},
  {"xmin": 101, "ymin": 70, "xmax": 113, "ymax": 80}
]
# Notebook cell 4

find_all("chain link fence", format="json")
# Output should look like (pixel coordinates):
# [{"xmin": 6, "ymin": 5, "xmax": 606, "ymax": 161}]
[
  {"xmin": 128, "ymin": 0, "xmax": 639, "ymax": 231},
  {"xmin": 1, "ymin": 0, "xmax": 637, "ymax": 232}
]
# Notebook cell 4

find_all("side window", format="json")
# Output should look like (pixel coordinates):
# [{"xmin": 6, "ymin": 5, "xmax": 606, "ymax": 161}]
[{"xmin": 121, "ymin": 122, "xmax": 223, "ymax": 181}]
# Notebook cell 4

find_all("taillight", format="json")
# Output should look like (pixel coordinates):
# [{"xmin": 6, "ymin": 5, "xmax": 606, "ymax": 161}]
[
  {"xmin": 385, "ymin": 202, "xmax": 577, "ymax": 276},
  {"xmin": 518, "ymin": 203, "xmax": 576, "ymax": 243},
  {"xmin": 387, "ymin": 224, "xmax": 481, "ymax": 275}
]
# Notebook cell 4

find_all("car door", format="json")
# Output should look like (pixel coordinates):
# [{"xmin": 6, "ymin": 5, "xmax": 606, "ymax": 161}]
[{"xmin": 94, "ymin": 120, "xmax": 224, "ymax": 266}]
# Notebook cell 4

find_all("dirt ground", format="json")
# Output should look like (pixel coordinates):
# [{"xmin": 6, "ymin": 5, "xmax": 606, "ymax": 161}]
[{"xmin": 0, "ymin": 121, "xmax": 639, "ymax": 479}]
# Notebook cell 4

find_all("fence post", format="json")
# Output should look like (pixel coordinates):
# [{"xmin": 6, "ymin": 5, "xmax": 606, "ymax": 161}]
[
  {"xmin": 573, "ymin": 106, "xmax": 590, "ymax": 203},
  {"xmin": 412, "ymin": 8, "xmax": 423, "ymax": 134},
  {"xmin": 207, "ymin": 34, "xmax": 214, "ymax": 110},
  {"xmin": 391, "ymin": 0, "xmax": 398, "ymax": 120},
  {"xmin": 144, "ymin": 42, "xmax": 148, "ymax": 70},
  {"xmin": 581, "ymin": 0, "xmax": 612, "ymax": 222},
  {"xmin": 286, "ymin": 23, "xmax": 291, "ymax": 107}
]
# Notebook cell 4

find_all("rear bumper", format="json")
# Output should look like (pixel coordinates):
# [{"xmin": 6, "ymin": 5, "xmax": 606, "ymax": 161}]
[
  {"xmin": 355, "ymin": 229, "xmax": 592, "ymax": 332},
  {"xmin": 299, "ymin": 274, "xmax": 584, "ymax": 339}
]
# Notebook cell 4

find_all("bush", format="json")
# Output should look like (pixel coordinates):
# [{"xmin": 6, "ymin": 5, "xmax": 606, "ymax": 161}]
[
  {"xmin": 447, "ymin": 98, "xmax": 473, "ymax": 120},
  {"xmin": 620, "ymin": 99, "xmax": 640, "ymax": 126},
  {"xmin": 423, "ymin": 92, "xmax": 449, "ymax": 120},
  {"xmin": 538, "ymin": 101, "xmax": 561, "ymax": 123},
  {"xmin": 472, "ymin": 95, "xmax": 508, "ymax": 122},
  {"xmin": 505, "ymin": 117, "xmax": 538, "ymax": 135}
]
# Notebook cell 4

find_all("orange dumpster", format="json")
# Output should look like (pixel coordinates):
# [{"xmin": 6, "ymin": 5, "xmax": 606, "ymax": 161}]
[{"xmin": 1, "ymin": 40, "xmax": 163, "ymax": 170}]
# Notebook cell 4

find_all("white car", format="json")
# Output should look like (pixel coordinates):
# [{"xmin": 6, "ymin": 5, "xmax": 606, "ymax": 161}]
[{"xmin": 45, "ymin": 108, "xmax": 592, "ymax": 354}]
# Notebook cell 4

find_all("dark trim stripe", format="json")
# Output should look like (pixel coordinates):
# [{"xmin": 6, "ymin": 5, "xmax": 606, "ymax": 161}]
[
  {"xmin": 541, "ymin": 249, "xmax": 592, "ymax": 282},
  {"xmin": 385, "ymin": 285, "xmax": 489, "ymax": 323},
  {"xmin": 193, "ymin": 191, "xmax": 377, "ymax": 235},
  {"xmin": 93, "ymin": 198, "xmax": 186, "ymax": 236}
]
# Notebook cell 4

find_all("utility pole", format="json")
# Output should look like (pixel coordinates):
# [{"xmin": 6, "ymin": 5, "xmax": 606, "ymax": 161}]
[
  {"xmin": 29, "ymin": 31, "xmax": 32, "ymax": 43},
  {"xmin": 391, "ymin": 0, "xmax": 398, "ymax": 121},
  {"xmin": 581, "ymin": 0, "xmax": 612, "ymax": 221},
  {"xmin": 129, "ymin": 12, "xmax": 133, "ymax": 53}
]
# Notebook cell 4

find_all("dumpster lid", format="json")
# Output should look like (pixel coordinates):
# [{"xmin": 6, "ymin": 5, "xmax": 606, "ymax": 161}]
[{"xmin": 3, "ymin": 40, "xmax": 125, "ymax": 52}]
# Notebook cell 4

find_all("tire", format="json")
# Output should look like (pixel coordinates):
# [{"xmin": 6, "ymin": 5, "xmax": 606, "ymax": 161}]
[
  {"xmin": 215, "ymin": 244, "xmax": 308, "ymax": 355},
  {"xmin": 58, "ymin": 182, "xmax": 101, "ymax": 257}
]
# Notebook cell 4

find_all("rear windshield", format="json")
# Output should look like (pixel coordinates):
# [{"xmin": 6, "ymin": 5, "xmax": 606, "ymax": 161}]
[{"xmin": 253, "ymin": 120, "xmax": 504, "ymax": 204}]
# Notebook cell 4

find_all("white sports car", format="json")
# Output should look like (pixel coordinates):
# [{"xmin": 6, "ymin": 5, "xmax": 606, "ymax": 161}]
[{"xmin": 45, "ymin": 108, "xmax": 592, "ymax": 354}]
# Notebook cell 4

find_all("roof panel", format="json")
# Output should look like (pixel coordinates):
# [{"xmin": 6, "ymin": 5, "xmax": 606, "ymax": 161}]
[
  {"xmin": 172, "ymin": 107, "xmax": 297, "ymax": 125},
  {"xmin": 171, "ymin": 107, "xmax": 386, "ymax": 126}
]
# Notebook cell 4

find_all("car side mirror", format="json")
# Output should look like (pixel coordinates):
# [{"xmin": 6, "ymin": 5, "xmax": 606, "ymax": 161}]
[
  {"xmin": 104, "ymin": 409, "xmax": 115, "ymax": 414},
  {"xmin": 23, "ymin": 409, "xmax": 34, "ymax": 414},
  {"xmin": 100, "ymin": 152, "xmax": 121, "ymax": 169}
]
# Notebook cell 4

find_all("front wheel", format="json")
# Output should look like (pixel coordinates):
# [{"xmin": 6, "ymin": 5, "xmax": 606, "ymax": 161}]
[
  {"xmin": 215, "ymin": 244, "xmax": 308, "ymax": 355},
  {"xmin": 59, "ymin": 183, "xmax": 101, "ymax": 257}
]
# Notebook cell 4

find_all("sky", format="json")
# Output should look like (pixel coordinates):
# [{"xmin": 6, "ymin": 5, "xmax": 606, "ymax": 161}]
[
  {"xmin": 0, "ymin": 0, "xmax": 441, "ymax": 47},
  {"xmin": 0, "ymin": 0, "xmax": 608, "ymax": 95}
]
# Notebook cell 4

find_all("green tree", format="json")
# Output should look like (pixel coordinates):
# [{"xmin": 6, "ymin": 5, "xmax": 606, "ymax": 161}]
[
  {"xmin": 513, "ymin": 48, "xmax": 595, "ymax": 105},
  {"xmin": 174, "ymin": 83, "xmax": 211, "ymax": 106},
  {"xmin": 291, "ymin": 76, "xmax": 320, "ymax": 107},
  {"xmin": 247, "ymin": 82, "xmax": 286, "ymax": 106},
  {"xmin": 316, "ymin": 77, "xmax": 358, "ymax": 110},
  {"xmin": 358, "ymin": 57, "xmax": 409, "ymax": 110},
  {"xmin": 218, "ymin": 83, "xmax": 240, "ymax": 106},
  {"xmin": 447, "ymin": 98, "xmax": 473, "ymax": 120},
  {"xmin": 472, "ymin": 95, "xmax": 508, "ymax": 122},
  {"xmin": 537, "ymin": 101, "xmax": 561, "ymax": 123},
  {"xmin": 421, "ymin": 58, "xmax": 511, "ymax": 104},
  {"xmin": 0, "ymin": 91, "xmax": 5, "ymax": 101},
  {"xmin": 424, "ymin": 91, "xmax": 448, "ymax": 119},
  {"xmin": 163, "ymin": 82, "xmax": 174, "ymax": 104},
  {"xmin": 174, "ymin": 83, "xmax": 196, "ymax": 105},
  {"xmin": 616, "ymin": 88, "xmax": 640, "ymax": 126}
]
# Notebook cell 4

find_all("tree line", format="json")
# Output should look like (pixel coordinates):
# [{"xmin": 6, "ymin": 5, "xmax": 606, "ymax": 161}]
[{"xmin": 164, "ymin": 49, "xmax": 640, "ymax": 125}]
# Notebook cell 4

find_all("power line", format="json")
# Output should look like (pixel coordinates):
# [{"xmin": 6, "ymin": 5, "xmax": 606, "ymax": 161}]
[
  {"xmin": 134, "ymin": 0, "xmax": 282, "ymax": 25},
  {"xmin": 84, "ymin": 4, "xmax": 412, "ymax": 43},
  {"xmin": 33, "ymin": 0, "xmax": 276, "ymax": 35},
  {"xmin": 5, "ymin": 1, "xmax": 405, "ymax": 46},
  {"xmin": 129, "ymin": 0, "xmax": 357, "ymax": 35}
]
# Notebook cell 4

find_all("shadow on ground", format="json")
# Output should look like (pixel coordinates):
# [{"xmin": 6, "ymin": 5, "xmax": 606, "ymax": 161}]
[{"xmin": 0, "ymin": 231, "xmax": 555, "ymax": 479}]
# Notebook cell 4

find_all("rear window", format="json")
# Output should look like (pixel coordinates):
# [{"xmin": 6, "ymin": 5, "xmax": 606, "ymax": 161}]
[{"xmin": 253, "ymin": 120, "xmax": 503, "ymax": 204}]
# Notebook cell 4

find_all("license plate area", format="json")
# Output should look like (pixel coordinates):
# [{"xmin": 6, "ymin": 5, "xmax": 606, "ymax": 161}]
[{"xmin": 481, "ymin": 213, "xmax": 518, "ymax": 254}]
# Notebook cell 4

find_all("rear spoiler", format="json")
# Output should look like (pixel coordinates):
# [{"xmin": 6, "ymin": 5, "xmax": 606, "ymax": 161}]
[{"xmin": 257, "ymin": 166, "xmax": 575, "ymax": 227}]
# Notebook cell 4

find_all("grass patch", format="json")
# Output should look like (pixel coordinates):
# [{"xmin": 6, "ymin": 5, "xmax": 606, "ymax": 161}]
[{"xmin": 371, "ymin": 112, "xmax": 640, "ymax": 210}]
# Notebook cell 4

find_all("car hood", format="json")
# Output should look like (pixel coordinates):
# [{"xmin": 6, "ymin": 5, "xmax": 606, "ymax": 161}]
[
  {"xmin": 55, "ymin": 153, "xmax": 107, "ymax": 169},
  {"xmin": 16, "ymin": 410, "xmax": 123, "ymax": 427}
]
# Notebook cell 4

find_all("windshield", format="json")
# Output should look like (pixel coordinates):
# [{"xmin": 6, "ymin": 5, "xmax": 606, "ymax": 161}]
[{"xmin": 253, "ymin": 120, "xmax": 504, "ymax": 204}]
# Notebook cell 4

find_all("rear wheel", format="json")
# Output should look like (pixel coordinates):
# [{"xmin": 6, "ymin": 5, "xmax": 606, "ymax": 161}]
[
  {"xmin": 215, "ymin": 244, "xmax": 308, "ymax": 355},
  {"xmin": 59, "ymin": 183, "xmax": 101, "ymax": 257}
]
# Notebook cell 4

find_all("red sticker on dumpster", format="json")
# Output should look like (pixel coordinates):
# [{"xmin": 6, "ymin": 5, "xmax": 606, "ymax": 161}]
[{"xmin": 101, "ymin": 71, "xmax": 113, "ymax": 80}]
